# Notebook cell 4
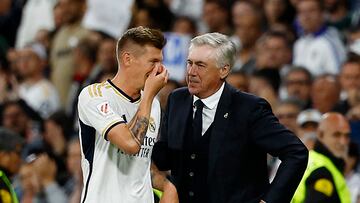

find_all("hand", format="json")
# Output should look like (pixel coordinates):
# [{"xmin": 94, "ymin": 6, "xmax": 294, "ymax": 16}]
[
  {"xmin": 160, "ymin": 181, "xmax": 179, "ymax": 203},
  {"xmin": 144, "ymin": 64, "xmax": 169, "ymax": 99},
  {"xmin": 33, "ymin": 154, "xmax": 57, "ymax": 187},
  {"xmin": 259, "ymin": 200, "xmax": 266, "ymax": 203}
]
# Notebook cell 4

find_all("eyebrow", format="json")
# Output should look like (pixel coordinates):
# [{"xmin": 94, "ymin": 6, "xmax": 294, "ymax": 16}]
[{"xmin": 187, "ymin": 59, "xmax": 207, "ymax": 66}]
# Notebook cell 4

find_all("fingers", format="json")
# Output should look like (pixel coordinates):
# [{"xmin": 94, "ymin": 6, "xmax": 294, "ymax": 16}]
[{"xmin": 151, "ymin": 65, "xmax": 160, "ymax": 76}]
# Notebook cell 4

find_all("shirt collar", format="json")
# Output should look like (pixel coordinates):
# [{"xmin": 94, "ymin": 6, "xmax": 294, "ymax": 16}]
[{"xmin": 193, "ymin": 82, "xmax": 225, "ymax": 110}]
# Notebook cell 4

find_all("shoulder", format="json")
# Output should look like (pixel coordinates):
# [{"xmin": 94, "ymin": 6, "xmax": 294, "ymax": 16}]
[
  {"xmin": 306, "ymin": 167, "xmax": 336, "ymax": 197},
  {"xmin": 306, "ymin": 167, "xmax": 334, "ymax": 186},
  {"xmin": 228, "ymin": 85, "xmax": 269, "ymax": 109},
  {"xmin": 78, "ymin": 82, "xmax": 110, "ymax": 104}
]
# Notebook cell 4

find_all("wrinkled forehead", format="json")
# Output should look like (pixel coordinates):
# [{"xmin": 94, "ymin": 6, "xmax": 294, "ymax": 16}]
[{"xmin": 188, "ymin": 45, "xmax": 217, "ymax": 61}]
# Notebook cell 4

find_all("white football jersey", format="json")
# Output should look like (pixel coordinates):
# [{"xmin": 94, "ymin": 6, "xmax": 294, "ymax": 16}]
[{"xmin": 77, "ymin": 80, "xmax": 160, "ymax": 203}]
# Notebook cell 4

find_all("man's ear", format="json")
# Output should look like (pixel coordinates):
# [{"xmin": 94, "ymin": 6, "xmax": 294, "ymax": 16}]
[
  {"xmin": 122, "ymin": 52, "xmax": 132, "ymax": 66},
  {"xmin": 220, "ymin": 65, "xmax": 230, "ymax": 80}
]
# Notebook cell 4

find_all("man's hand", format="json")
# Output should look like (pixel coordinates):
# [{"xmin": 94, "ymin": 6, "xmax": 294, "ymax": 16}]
[
  {"xmin": 151, "ymin": 163, "xmax": 179, "ymax": 203},
  {"xmin": 160, "ymin": 181, "xmax": 179, "ymax": 203},
  {"xmin": 144, "ymin": 64, "xmax": 169, "ymax": 99}
]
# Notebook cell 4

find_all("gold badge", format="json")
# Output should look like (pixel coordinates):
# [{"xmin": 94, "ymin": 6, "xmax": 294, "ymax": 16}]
[
  {"xmin": 314, "ymin": 178, "xmax": 333, "ymax": 197},
  {"xmin": 149, "ymin": 117, "xmax": 156, "ymax": 133},
  {"xmin": 0, "ymin": 189, "xmax": 12, "ymax": 203}
]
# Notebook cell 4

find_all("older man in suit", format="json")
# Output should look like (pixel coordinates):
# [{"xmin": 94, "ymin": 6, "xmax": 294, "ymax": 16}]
[{"xmin": 151, "ymin": 33, "xmax": 308, "ymax": 203}]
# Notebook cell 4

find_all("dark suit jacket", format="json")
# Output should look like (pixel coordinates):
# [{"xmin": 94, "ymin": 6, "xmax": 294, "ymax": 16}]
[{"xmin": 152, "ymin": 83, "xmax": 308, "ymax": 203}]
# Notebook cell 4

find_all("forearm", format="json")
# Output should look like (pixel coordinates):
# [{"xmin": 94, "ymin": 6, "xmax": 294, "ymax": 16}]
[
  {"xmin": 150, "ymin": 163, "xmax": 171, "ymax": 190},
  {"xmin": 128, "ymin": 94, "xmax": 154, "ymax": 146}
]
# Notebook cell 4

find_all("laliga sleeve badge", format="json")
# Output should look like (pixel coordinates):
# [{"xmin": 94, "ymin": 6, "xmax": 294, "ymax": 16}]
[{"xmin": 97, "ymin": 101, "xmax": 114, "ymax": 117}]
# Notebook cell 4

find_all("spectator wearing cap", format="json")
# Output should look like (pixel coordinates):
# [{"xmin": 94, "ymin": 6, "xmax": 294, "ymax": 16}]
[
  {"xmin": 296, "ymin": 109, "xmax": 322, "ymax": 150},
  {"xmin": 0, "ymin": 127, "xmax": 25, "ymax": 203},
  {"xmin": 17, "ymin": 43, "xmax": 60, "ymax": 119}
]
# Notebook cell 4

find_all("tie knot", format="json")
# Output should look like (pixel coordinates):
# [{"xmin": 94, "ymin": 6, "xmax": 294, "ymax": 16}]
[{"xmin": 194, "ymin": 100, "xmax": 204, "ymax": 110}]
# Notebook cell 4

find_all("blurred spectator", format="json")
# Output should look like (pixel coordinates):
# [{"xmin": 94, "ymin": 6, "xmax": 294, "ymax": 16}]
[
  {"xmin": 347, "ymin": 104, "xmax": 360, "ymax": 145},
  {"xmin": 17, "ymin": 43, "xmax": 60, "ymax": 119},
  {"xmin": 293, "ymin": 112, "xmax": 351, "ymax": 203},
  {"xmin": 311, "ymin": 74, "xmax": 341, "ymax": 113},
  {"xmin": 334, "ymin": 58, "xmax": 360, "ymax": 115},
  {"xmin": 19, "ymin": 152, "xmax": 67, "ymax": 203},
  {"xmin": 202, "ymin": 0, "xmax": 232, "ymax": 35},
  {"xmin": 166, "ymin": 0, "xmax": 203, "ymax": 22},
  {"xmin": 249, "ymin": 69, "xmax": 280, "ymax": 108},
  {"xmin": 325, "ymin": 0, "xmax": 360, "ymax": 32},
  {"xmin": 0, "ymin": 127, "xmax": 24, "ymax": 203},
  {"xmin": 43, "ymin": 111, "xmax": 72, "ymax": 159},
  {"xmin": 1, "ymin": 100, "xmax": 40, "ymax": 140},
  {"xmin": 339, "ymin": 59, "xmax": 360, "ymax": 100},
  {"xmin": 88, "ymin": 37, "xmax": 117, "ymax": 83},
  {"xmin": 64, "ymin": 137, "xmax": 82, "ymax": 203},
  {"xmin": 129, "ymin": 7, "xmax": 154, "ymax": 28},
  {"xmin": 0, "ymin": 66, "xmax": 19, "ymax": 104},
  {"xmin": 172, "ymin": 16, "xmax": 197, "ymax": 37},
  {"xmin": 50, "ymin": 0, "xmax": 89, "ymax": 107},
  {"xmin": 66, "ymin": 38, "xmax": 98, "ymax": 126},
  {"xmin": 345, "ymin": 142, "xmax": 360, "ymax": 203},
  {"xmin": 293, "ymin": 0, "xmax": 346, "ymax": 76},
  {"xmin": 232, "ymin": 0, "xmax": 263, "ymax": 73},
  {"xmin": 274, "ymin": 99, "xmax": 302, "ymax": 134},
  {"xmin": 15, "ymin": 0, "xmax": 56, "ymax": 48},
  {"xmin": 132, "ymin": 0, "xmax": 174, "ymax": 31},
  {"xmin": 0, "ymin": 0, "xmax": 23, "ymax": 57},
  {"xmin": 226, "ymin": 71, "xmax": 249, "ymax": 92},
  {"xmin": 263, "ymin": 0, "xmax": 295, "ymax": 29},
  {"xmin": 296, "ymin": 109, "xmax": 321, "ymax": 150},
  {"xmin": 283, "ymin": 66, "xmax": 313, "ymax": 109},
  {"xmin": 82, "ymin": 0, "xmax": 134, "ymax": 39},
  {"xmin": 255, "ymin": 30, "xmax": 292, "ymax": 71}
]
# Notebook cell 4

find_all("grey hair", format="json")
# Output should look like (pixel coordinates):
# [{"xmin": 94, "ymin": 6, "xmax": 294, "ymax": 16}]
[{"xmin": 189, "ymin": 33, "xmax": 237, "ymax": 69}]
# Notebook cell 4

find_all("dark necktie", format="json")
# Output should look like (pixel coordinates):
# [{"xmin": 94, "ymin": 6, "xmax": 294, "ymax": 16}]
[{"xmin": 193, "ymin": 100, "xmax": 204, "ymax": 139}]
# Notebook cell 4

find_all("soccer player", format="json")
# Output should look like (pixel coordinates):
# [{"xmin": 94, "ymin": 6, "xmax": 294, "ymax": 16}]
[{"xmin": 77, "ymin": 26, "xmax": 168, "ymax": 203}]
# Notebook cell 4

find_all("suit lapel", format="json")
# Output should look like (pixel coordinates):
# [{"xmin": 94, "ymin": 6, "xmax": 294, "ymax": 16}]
[
  {"xmin": 169, "ymin": 90, "xmax": 193, "ymax": 149},
  {"xmin": 208, "ymin": 83, "xmax": 233, "ymax": 173}
]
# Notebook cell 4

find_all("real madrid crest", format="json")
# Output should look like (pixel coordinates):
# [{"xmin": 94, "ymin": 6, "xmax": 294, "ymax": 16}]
[{"xmin": 149, "ymin": 117, "xmax": 156, "ymax": 133}]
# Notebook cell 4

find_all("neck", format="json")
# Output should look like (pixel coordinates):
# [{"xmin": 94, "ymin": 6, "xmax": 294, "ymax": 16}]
[
  {"xmin": 24, "ymin": 74, "xmax": 42, "ymax": 84},
  {"xmin": 111, "ymin": 71, "xmax": 141, "ymax": 99}
]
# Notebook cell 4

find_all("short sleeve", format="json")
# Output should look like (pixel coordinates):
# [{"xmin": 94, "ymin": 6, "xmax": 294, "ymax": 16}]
[{"xmin": 78, "ymin": 86, "xmax": 125, "ymax": 140}]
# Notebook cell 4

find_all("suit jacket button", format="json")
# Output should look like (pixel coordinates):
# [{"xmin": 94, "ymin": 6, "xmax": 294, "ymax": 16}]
[
  {"xmin": 189, "ymin": 171, "xmax": 194, "ymax": 177},
  {"xmin": 189, "ymin": 191, "xmax": 194, "ymax": 197},
  {"xmin": 190, "ymin": 154, "xmax": 196, "ymax": 159}
]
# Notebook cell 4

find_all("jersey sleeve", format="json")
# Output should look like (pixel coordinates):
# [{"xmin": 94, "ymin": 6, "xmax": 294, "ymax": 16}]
[{"xmin": 78, "ymin": 86, "xmax": 125, "ymax": 140}]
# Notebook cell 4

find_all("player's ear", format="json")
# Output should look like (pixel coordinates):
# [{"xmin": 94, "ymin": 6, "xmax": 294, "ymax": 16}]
[{"xmin": 122, "ymin": 52, "xmax": 131, "ymax": 66}]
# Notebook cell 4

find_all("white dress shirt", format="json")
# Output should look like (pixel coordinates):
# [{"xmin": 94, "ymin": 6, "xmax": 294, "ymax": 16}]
[{"xmin": 193, "ymin": 83, "xmax": 225, "ymax": 136}]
